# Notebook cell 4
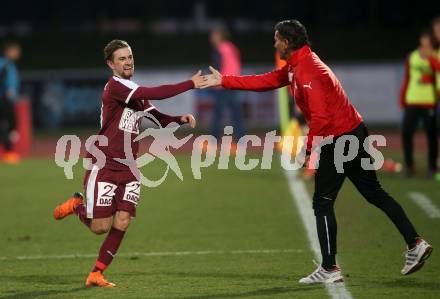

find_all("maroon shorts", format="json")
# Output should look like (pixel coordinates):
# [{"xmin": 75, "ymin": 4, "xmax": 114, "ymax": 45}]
[{"xmin": 83, "ymin": 166, "xmax": 141, "ymax": 219}]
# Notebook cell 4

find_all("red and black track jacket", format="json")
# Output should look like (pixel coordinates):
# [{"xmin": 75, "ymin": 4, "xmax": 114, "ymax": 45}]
[{"xmin": 222, "ymin": 45, "xmax": 363, "ymax": 152}]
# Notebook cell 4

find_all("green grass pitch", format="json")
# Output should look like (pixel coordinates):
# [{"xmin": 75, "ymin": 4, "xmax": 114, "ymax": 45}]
[{"xmin": 0, "ymin": 152, "xmax": 439, "ymax": 298}]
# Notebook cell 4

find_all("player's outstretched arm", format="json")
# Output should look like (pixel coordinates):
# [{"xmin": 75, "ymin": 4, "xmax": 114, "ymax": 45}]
[
  {"xmin": 148, "ymin": 108, "xmax": 196, "ymax": 128},
  {"xmin": 130, "ymin": 71, "xmax": 206, "ymax": 101},
  {"xmin": 191, "ymin": 70, "xmax": 207, "ymax": 88}
]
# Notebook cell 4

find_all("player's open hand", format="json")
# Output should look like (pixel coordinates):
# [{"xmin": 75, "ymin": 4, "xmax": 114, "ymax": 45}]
[
  {"xmin": 200, "ymin": 66, "xmax": 222, "ymax": 88},
  {"xmin": 191, "ymin": 70, "xmax": 206, "ymax": 88},
  {"xmin": 180, "ymin": 114, "xmax": 196, "ymax": 128}
]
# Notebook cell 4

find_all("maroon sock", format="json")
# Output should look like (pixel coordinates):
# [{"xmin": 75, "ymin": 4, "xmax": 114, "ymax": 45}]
[
  {"xmin": 73, "ymin": 203, "xmax": 91, "ymax": 228},
  {"xmin": 92, "ymin": 227, "xmax": 126, "ymax": 272}
]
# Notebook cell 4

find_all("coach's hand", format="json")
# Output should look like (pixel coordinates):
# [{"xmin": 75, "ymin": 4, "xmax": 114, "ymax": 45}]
[
  {"xmin": 180, "ymin": 114, "xmax": 196, "ymax": 128},
  {"xmin": 200, "ymin": 66, "xmax": 222, "ymax": 88},
  {"xmin": 192, "ymin": 70, "xmax": 206, "ymax": 88}
]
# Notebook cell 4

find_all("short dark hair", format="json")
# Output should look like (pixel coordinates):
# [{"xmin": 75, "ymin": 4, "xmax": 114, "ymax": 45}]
[
  {"xmin": 274, "ymin": 20, "xmax": 310, "ymax": 50},
  {"xmin": 2, "ymin": 40, "xmax": 20, "ymax": 53},
  {"xmin": 420, "ymin": 28, "xmax": 437, "ymax": 48},
  {"xmin": 104, "ymin": 39, "xmax": 130, "ymax": 61},
  {"xmin": 212, "ymin": 26, "xmax": 231, "ymax": 41},
  {"xmin": 432, "ymin": 16, "xmax": 440, "ymax": 26}
]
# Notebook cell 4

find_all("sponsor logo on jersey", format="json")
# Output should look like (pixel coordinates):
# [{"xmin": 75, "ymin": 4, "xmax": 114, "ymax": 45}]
[
  {"xmin": 119, "ymin": 108, "xmax": 140, "ymax": 134},
  {"xmin": 303, "ymin": 81, "xmax": 312, "ymax": 89}
]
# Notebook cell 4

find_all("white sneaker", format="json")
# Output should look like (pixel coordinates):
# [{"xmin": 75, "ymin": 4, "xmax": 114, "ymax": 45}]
[
  {"xmin": 401, "ymin": 238, "xmax": 433, "ymax": 275},
  {"xmin": 299, "ymin": 265, "xmax": 344, "ymax": 284}
]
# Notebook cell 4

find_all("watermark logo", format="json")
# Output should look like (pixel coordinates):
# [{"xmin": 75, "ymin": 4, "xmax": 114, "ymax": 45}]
[
  {"xmin": 54, "ymin": 117, "xmax": 388, "ymax": 187},
  {"xmin": 117, "ymin": 110, "xmax": 193, "ymax": 187}
]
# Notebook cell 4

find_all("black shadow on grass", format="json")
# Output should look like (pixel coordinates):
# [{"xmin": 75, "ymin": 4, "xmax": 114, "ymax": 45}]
[
  {"xmin": 115, "ymin": 271, "xmax": 321, "ymax": 298},
  {"xmin": 170, "ymin": 286, "xmax": 320, "ymax": 299},
  {"xmin": 0, "ymin": 287, "xmax": 85, "ymax": 299},
  {"xmin": 119, "ymin": 270, "xmax": 291, "ymax": 281},
  {"xmin": 0, "ymin": 274, "xmax": 81, "ymax": 286},
  {"xmin": 380, "ymin": 278, "xmax": 440, "ymax": 291}
]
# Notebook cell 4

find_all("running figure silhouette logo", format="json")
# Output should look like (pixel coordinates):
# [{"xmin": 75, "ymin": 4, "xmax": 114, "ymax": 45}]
[{"xmin": 118, "ymin": 110, "xmax": 192, "ymax": 187}]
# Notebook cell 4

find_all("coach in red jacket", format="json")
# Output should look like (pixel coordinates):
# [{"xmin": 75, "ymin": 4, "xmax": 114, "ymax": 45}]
[{"xmin": 201, "ymin": 20, "xmax": 432, "ymax": 284}]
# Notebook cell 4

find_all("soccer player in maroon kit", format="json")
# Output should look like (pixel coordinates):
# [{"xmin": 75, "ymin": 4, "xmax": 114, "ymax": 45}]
[
  {"xmin": 53, "ymin": 40, "xmax": 204, "ymax": 288},
  {"xmin": 202, "ymin": 20, "xmax": 433, "ymax": 284}
]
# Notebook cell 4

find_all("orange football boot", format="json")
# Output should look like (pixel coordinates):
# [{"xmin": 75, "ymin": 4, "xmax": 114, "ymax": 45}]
[
  {"xmin": 85, "ymin": 271, "xmax": 116, "ymax": 288},
  {"xmin": 53, "ymin": 192, "xmax": 83, "ymax": 220}
]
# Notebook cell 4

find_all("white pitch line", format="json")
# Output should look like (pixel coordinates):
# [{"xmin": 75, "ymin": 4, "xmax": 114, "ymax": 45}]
[
  {"xmin": 408, "ymin": 192, "xmax": 440, "ymax": 219},
  {"xmin": 283, "ymin": 165, "xmax": 353, "ymax": 299},
  {"xmin": 0, "ymin": 248, "xmax": 303, "ymax": 261}
]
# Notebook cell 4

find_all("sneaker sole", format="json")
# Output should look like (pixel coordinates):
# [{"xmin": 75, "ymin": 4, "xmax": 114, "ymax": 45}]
[
  {"xmin": 326, "ymin": 278, "xmax": 344, "ymax": 284},
  {"xmin": 404, "ymin": 246, "xmax": 433, "ymax": 275},
  {"xmin": 299, "ymin": 277, "xmax": 344, "ymax": 284}
]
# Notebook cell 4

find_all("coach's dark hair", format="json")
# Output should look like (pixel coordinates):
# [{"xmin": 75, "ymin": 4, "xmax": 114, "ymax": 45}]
[
  {"xmin": 274, "ymin": 20, "xmax": 310, "ymax": 50},
  {"xmin": 104, "ymin": 39, "xmax": 130, "ymax": 61}
]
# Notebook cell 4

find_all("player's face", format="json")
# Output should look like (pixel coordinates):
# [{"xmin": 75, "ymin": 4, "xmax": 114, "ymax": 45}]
[
  {"xmin": 274, "ymin": 31, "xmax": 289, "ymax": 60},
  {"xmin": 108, "ymin": 47, "xmax": 134, "ymax": 79}
]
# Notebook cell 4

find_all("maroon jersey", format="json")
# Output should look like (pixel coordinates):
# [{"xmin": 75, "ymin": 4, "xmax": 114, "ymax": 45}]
[{"xmin": 92, "ymin": 75, "xmax": 194, "ymax": 170}]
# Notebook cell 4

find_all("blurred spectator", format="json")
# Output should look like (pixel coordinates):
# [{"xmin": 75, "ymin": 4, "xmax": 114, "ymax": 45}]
[
  {"xmin": 430, "ymin": 17, "xmax": 440, "ymax": 97},
  {"xmin": 429, "ymin": 17, "xmax": 440, "ymax": 137},
  {"xmin": 399, "ymin": 30, "xmax": 438, "ymax": 177},
  {"xmin": 0, "ymin": 41, "xmax": 21, "ymax": 164},
  {"xmin": 210, "ymin": 27, "xmax": 245, "ymax": 143}
]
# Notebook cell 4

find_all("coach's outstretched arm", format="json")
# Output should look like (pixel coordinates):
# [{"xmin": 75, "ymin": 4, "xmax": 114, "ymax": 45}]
[{"xmin": 202, "ymin": 66, "xmax": 290, "ymax": 91}]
